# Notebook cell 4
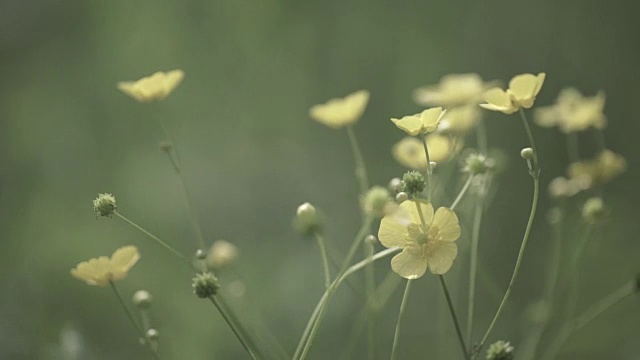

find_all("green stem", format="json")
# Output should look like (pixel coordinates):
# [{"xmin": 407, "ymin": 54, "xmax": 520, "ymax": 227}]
[
  {"xmin": 564, "ymin": 225, "xmax": 594, "ymax": 322},
  {"xmin": 209, "ymin": 296, "xmax": 259, "ymax": 360},
  {"xmin": 390, "ymin": 279, "xmax": 413, "ymax": 360},
  {"xmin": 465, "ymin": 194, "xmax": 484, "ymax": 352},
  {"xmin": 519, "ymin": 108, "xmax": 540, "ymax": 173},
  {"xmin": 110, "ymin": 282, "xmax": 160, "ymax": 360},
  {"xmin": 474, "ymin": 176, "xmax": 539, "ymax": 358},
  {"xmin": 114, "ymin": 212, "xmax": 189, "ymax": 264},
  {"xmin": 566, "ymin": 133, "xmax": 580, "ymax": 163},
  {"xmin": 439, "ymin": 275, "xmax": 469, "ymax": 360},
  {"xmin": 314, "ymin": 232, "xmax": 332, "ymax": 289},
  {"xmin": 420, "ymin": 134, "xmax": 433, "ymax": 202},
  {"xmin": 541, "ymin": 281, "xmax": 634, "ymax": 360},
  {"xmin": 364, "ymin": 239, "xmax": 376, "ymax": 360},
  {"xmin": 450, "ymin": 175, "xmax": 474, "ymax": 211},
  {"xmin": 346, "ymin": 126, "xmax": 369, "ymax": 197}
]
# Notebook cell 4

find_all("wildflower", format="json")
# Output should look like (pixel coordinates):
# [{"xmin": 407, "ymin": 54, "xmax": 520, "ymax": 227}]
[
  {"xmin": 206, "ymin": 240, "xmax": 239, "ymax": 270},
  {"xmin": 392, "ymin": 134, "xmax": 459, "ymax": 171},
  {"xmin": 568, "ymin": 149, "xmax": 626, "ymax": 185},
  {"xmin": 309, "ymin": 90, "xmax": 370, "ymax": 129},
  {"xmin": 391, "ymin": 107, "xmax": 446, "ymax": 136},
  {"xmin": 462, "ymin": 153, "xmax": 495, "ymax": 175},
  {"xmin": 378, "ymin": 200, "xmax": 460, "ymax": 278},
  {"xmin": 534, "ymin": 88, "xmax": 606, "ymax": 133},
  {"xmin": 439, "ymin": 105, "xmax": 482, "ymax": 135},
  {"xmin": 480, "ymin": 73, "xmax": 546, "ymax": 114},
  {"xmin": 486, "ymin": 340, "xmax": 514, "ymax": 360},
  {"xmin": 294, "ymin": 202, "xmax": 323, "ymax": 235},
  {"xmin": 71, "ymin": 246, "xmax": 140, "ymax": 286},
  {"xmin": 413, "ymin": 73, "xmax": 493, "ymax": 107},
  {"xmin": 117, "ymin": 70, "xmax": 185, "ymax": 103},
  {"xmin": 192, "ymin": 272, "xmax": 220, "ymax": 298},
  {"xmin": 132, "ymin": 290, "xmax": 153, "ymax": 309},
  {"xmin": 93, "ymin": 193, "xmax": 116, "ymax": 217},
  {"xmin": 361, "ymin": 186, "xmax": 395, "ymax": 218},
  {"xmin": 547, "ymin": 176, "xmax": 590, "ymax": 198}
]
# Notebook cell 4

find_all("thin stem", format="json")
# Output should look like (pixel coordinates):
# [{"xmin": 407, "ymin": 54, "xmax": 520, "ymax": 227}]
[
  {"xmin": 110, "ymin": 282, "xmax": 160, "ymax": 360},
  {"xmin": 209, "ymin": 296, "xmax": 259, "ymax": 360},
  {"xmin": 390, "ymin": 279, "xmax": 413, "ymax": 360},
  {"xmin": 439, "ymin": 275, "xmax": 469, "ymax": 359},
  {"xmin": 566, "ymin": 133, "xmax": 580, "ymax": 163},
  {"xmin": 474, "ymin": 176, "xmax": 539, "ymax": 358},
  {"xmin": 114, "ymin": 211, "xmax": 189, "ymax": 264},
  {"xmin": 519, "ymin": 108, "xmax": 540, "ymax": 173},
  {"xmin": 420, "ymin": 134, "xmax": 433, "ymax": 202},
  {"xmin": 542, "ymin": 281, "xmax": 634, "ymax": 360},
  {"xmin": 346, "ymin": 126, "xmax": 369, "ymax": 197},
  {"xmin": 364, "ymin": 239, "xmax": 376, "ymax": 360},
  {"xmin": 466, "ymin": 194, "xmax": 484, "ymax": 352},
  {"xmin": 215, "ymin": 296, "xmax": 264, "ymax": 359},
  {"xmin": 450, "ymin": 175, "xmax": 474, "ymax": 211},
  {"xmin": 157, "ymin": 119, "xmax": 206, "ymax": 250},
  {"xmin": 314, "ymin": 232, "xmax": 332, "ymax": 289}
]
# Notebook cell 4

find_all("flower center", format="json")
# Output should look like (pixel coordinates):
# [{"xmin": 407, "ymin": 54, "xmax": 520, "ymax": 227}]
[{"xmin": 406, "ymin": 223, "xmax": 440, "ymax": 245}]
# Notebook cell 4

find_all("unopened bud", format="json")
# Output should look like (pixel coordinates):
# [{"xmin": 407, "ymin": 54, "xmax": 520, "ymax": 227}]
[
  {"xmin": 294, "ymin": 202, "xmax": 323, "ymax": 236},
  {"xmin": 396, "ymin": 192, "xmax": 409, "ymax": 203},
  {"xmin": 520, "ymin": 147, "xmax": 534, "ymax": 160},
  {"xmin": 146, "ymin": 329, "xmax": 159, "ymax": 341},
  {"xmin": 93, "ymin": 193, "xmax": 116, "ymax": 217},
  {"xmin": 581, "ymin": 197, "xmax": 607, "ymax": 224},
  {"xmin": 195, "ymin": 249, "xmax": 206, "ymax": 260},
  {"xmin": 132, "ymin": 290, "xmax": 153, "ymax": 309},
  {"xmin": 365, "ymin": 235, "xmax": 377, "ymax": 246},
  {"xmin": 192, "ymin": 272, "xmax": 220, "ymax": 298},
  {"xmin": 388, "ymin": 177, "xmax": 403, "ymax": 193},
  {"xmin": 159, "ymin": 140, "xmax": 173, "ymax": 152},
  {"xmin": 362, "ymin": 186, "xmax": 392, "ymax": 218},
  {"xmin": 402, "ymin": 171, "xmax": 426, "ymax": 196}
]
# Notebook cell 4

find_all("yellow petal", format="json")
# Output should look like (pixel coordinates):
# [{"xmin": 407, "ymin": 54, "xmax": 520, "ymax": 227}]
[
  {"xmin": 110, "ymin": 245, "xmax": 140, "ymax": 279},
  {"xmin": 71, "ymin": 257, "xmax": 112, "ymax": 286},
  {"xmin": 309, "ymin": 90, "xmax": 370, "ymax": 129},
  {"xmin": 480, "ymin": 88, "xmax": 517, "ymax": 114},
  {"xmin": 117, "ymin": 70, "xmax": 185, "ymax": 102},
  {"xmin": 391, "ymin": 248, "xmax": 428, "ymax": 279},
  {"xmin": 441, "ymin": 105, "xmax": 480, "ymax": 134},
  {"xmin": 533, "ymin": 73, "xmax": 546, "ymax": 96},
  {"xmin": 432, "ymin": 207, "xmax": 461, "ymax": 242},
  {"xmin": 391, "ymin": 137, "xmax": 428, "ymax": 171},
  {"xmin": 391, "ymin": 114, "xmax": 423, "ymax": 136},
  {"xmin": 378, "ymin": 207, "xmax": 410, "ymax": 248},
  {"xmin": 401, "ymin": 199, "xmax": 433, "ymax": 228},
  {"xmin": 508, "ymin": 73, "xmax": 539, "ymax": 101},
  {"xmin": 426, "ymin": 241, "xmax": 457, "ymax": 274},
  {"xmin": 419, "ymin": 107, "xmax": 445, "ymax": 133}
]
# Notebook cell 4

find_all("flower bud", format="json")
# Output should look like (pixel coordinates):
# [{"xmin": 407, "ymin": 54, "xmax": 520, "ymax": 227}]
[
  {"xmin": 132, "ymin": 290, "xmax": 153, "ymax": 309},
  {"xmin": 146, "ymin": 328, "xmax": 159, "ymax": 341},
  {"xmin": 486, "ymin": 340, "xmax": 514, "ymax": 360},
  {"xmin": 93, "ymin": 193, "xmax": 116, "ymax": 217},
  {"xmin": 362, "ymin": 186, "xmax": 393, "ymax": 218},
  {"xmin": 159, "ymin": 140, "xmax": 173, "ymax": 152},
  {"xmin": 192, "ymin": 272, "xmax": 220, "ymax": 298},
  {"xmin": 294, "ymin": 202, "xmax": 323, "ymax": 236},
  {"xmin": 402, "ymin": 171, "xmax": 426, "ymax": 196},
  {"xmin": 520, "ymin": 147, "xmax": 534, "ymax": 160},
  {"xmin": 388, "ymin": 177, "xmax": 403, "ymax": 193},
  {"xmin": 396, "ymin": 192, "xmax": 409, "ymax": 203},
  {"xmin": 365, "ymin": 235, "xmax": 377, "ymax": 246},
  {"xmin": 206, "ymin": 240, "xmax": 239, "ymax": 270},
  {"xmin": 195, "ymin": 249, "xmax": 206, "ymax": 260},
  {"xmin": 581, "ymin": 197, "xmax": 607, "ymax": 224}
]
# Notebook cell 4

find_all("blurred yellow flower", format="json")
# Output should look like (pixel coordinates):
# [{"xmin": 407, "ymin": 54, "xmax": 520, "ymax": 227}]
[
  {"xmin": 392, "ymin": 134, "xmax": 459, "ymax": 170},
  {"xmin": 413, "ymin": 73, "xmax": 493, "ymax": 107},
  {"xmin": 568, "ymin": 149, "xmax": 626, "ymax": 185},
  {"xmin": 71, "ymin": 246, "xmax": 140, "ymax": 286},
  {"xmin": 534, "ymin": 88, "xmax": 607, "ymax": 133},
  {"xmin": 117, "ymin": 70, "xmax": 185, "ymax": 102},
  {"xmin": 309, "ymin": 90, "xmax": 370, "ymax": 129},
  {"xmin": 480, "ymin": 73, "xmax": 546, "ymax": 114},
  {"xmin": 440, "ymin": 105, "xmax": 482, "ymax": 135},
  {"xmin": 378, "ymin": 200, "xmax": 460, "ymax": 278},
  {"xmin": 391, "ymin": 107, "xmax": 446, "ymax": 136},
  {"xmin": 206, "ymin": 240, "xmax": 239, "ymax": 270}
]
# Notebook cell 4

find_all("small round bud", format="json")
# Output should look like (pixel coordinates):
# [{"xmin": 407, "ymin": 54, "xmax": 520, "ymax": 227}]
[
  {"xmin": 206, "ymin": 240, "xmax": 239, "ymax": 270},
  {"xmin": 365, "ymin": 235, "xmax": 377, "ymax": 246},
  {"xmin": 486, "ymin": 340, "xmax": 514, "ymax": 360},
  {"xmin": 192, "ymin": 272, "xmax": 220, "ymax": 298},
  {"xmin": 362, "ymin": 186, "xmax": 392, "ymax": 218},
  {"xmin": 388, "ymin": 177, "xmax": 403, "ymax": 193},
  {"xmin": 132, "ymin": 290, "xmax": 153, "ymax": 309},
  {"xmin": 159, "ymin": 140, "xmax": 173, "ymax": 152},
  {"xmin": 581, "ymin": 197, "xmax": 607, "ymax": 224},
  {"xmin": 195, "ymin": 249, "xmax": 206, "ymax": 260},
  {"xmin": 520, "ymin": 147, "xmax": 534, "ymax": 160},
  {"xmin": 146, "ymin": 329, "xmax": 159, "ymax": 341},
  {"xmin": 396, "ymin": 192, "xmax": 409, "ymax": 203},
  {"xmin": 402, "ymin": 171, "xmax": 426, "ymax": 196},
  {"xmin": 294, "ymin": 202, "xmax": 323, "ymax": 236},
  {"xmin": 93, "ymin": 193, "xmax": 116, "ymax": 217}
]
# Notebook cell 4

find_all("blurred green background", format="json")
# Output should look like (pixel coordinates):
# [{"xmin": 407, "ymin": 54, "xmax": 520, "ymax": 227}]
[{"xmin": 1, "ymin": 0, "xmax": 639, "ymax": 359}]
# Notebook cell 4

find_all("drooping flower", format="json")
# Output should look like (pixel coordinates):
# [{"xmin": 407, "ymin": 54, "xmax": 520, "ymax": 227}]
[
  {"xmin": 309, "ymin": 90, "xmax": 370, "ymax": 129},
  {"xmin": 568, "ymin": 149, "xmax": 626, "ymax": 185},
  {"xmin": 378, "ymin": 200, "xmax": 460, "ymax": 278},
  {"xmin": 392, "ymin": 134, "xmax": 460, "ymax": 171},
  {"xmin": 480, "ymin": 73, "xmax": 546, "ymax": 114},
  {"xmin": 534, "ymin": 88, "xmax": 607, "ymax": 133},
  {"xmin": 117, "ymin": 70, "xmax": 185, "ymax": 102},
  {"xmin": 413, "ymin": 73, "xmax": 494, "ymax": 107},
  {"xmin": 71, "ymin": 246, "xmax": 140, "ymax": 286},
  {"xmin": 391, "ymin": 107, "xmax": 446, "ymax": 136}
]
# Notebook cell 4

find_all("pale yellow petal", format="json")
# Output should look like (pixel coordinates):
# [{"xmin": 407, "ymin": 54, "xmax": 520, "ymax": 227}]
[
  {"xmin": 427, "ymin": 241, "xmax": 458, "ymax": 274},
  {"xmin": 508, "ymin": 73, "xmax": 539, "ymax": 100},
  {"xmin": 309, "ymin": 90, "xmax": 370, "ymax": 129},
  {"xmin": 425, "ymin": 133, "xmax": 459, "ymax": 163},
  {"xmin": 533, "ymin": 73, "xmax": 546, "ymax": 96},
  {"xmin": 419, "ymin": 107, "xmax": 445, "ymax": 133},
  {"xmin": 71, "ymin": 257, "xmax": 112, "ymax": 286},
  {"xmin": 432, "ymin": 207, "xmax": 461, "ymax": 242},
  {"xmin": 534, "ymin": 105, "xmax": 561, "ymax": 127},
  {"xmin": 391, "ymin": 115, "xmax": 423, "ymax": 136},
  {"xmin": 400, "ymin": 199, "xmax": 433, "ymax": 228},
  {"xmin": 118, "ymin": 70, "xmax": 185, "ymax": 102},
  {"xmin": 391, "ymin": 248, "xmax": 428, "ymax": 279},
  {"xmin": 481, "ymin": 88, "xmax": 517, "ymax": 114},
  {"xmin": 378, "ymin": 213, "xmax": 408, "ymax": 248},
  {"xmin": 391, "ymin": 137, "xmax": 428, "ymax": 171},
  {"xmin": 110, "ymin": 245, "xmax": 140, "ymax": 276},
  {"xmin": 116, "ymin": 82, "xmax": 145, "ymax": 102},
  {"xmin": 441, "ymin": 105, "xmax": 480, "ymax": 134},
  {"xmin": 162, "ymin": 70, "xmax": 185, "ymax": 96}
]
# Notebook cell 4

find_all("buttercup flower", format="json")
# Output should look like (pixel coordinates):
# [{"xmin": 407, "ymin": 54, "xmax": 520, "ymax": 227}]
[
  {"xmin": 568, "ymin": 149, "xmax": 626, "ymax": 185},
  {"xmin": 378, "ymin": 200, "xmax": 460, "ymax": 278},
  {"xmin": 413, "ymin": 73, "xmax": 493, "ymax": 107},
  {"xmin": 117, "ymin": 70, "xmax": 185, "ymax": 102},
  {"xmin": 71, "ymin": 246, "xmax": 140, "ymax": 286},
  {"xmin": 391, "ymin": 107, "xmax": 446, "ymax": 136},
  {"xmin": 480, "ymin": 73, "xmax": 546, "ymax": 114},
  {"xmin": 439, "ymin": 105, "xmax": 482, "ymax": 135},
  {"xmin": 392, "ymin": 134, "xmax": 460, "ymax": 171},
  {"xmin": 535, "ymin": 88, "xmax": 606, "ymax": 133},
  {"xmin": 309, "ymin": 90, "xmax": 370, "ymax": 129}
]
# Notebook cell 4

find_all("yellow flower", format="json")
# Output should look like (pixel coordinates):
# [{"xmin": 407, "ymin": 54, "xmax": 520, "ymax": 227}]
[
  {"xmin": 534, "ymin": 88, "xmax": 607, "ymax": 133},
  {"xmin": 440, "ymin": 105, "xmax": 482, "ymax": 135},
  {"xmin": 391, "ymin": 107, "xmax": 446, "ymax": 136},
  {"xmin": 309, "ymin": 90, "xmax": 370, "ymax": 129},
  {"xmin": 413, "ymin": 73, "xmax": 494, "ymax": 107},
  {"xmin": 378, "ymin": 200, "xmax": 460, "ymax": 278},
  {"xmin": 71, "ymin": 246, "xmax": 140, "ymax": 286},
  {"xmin": 117, "ymin": 70, "xmax": 185, "ymax": 102},
  {"xmin": 480, "ymin": 73, "xmax": 546, "ymax": 114},
  {"xmin": 392, "ymin": 134, "xmax": 460, "ymax": 170},
  {"xmin": 568, "ymin": 149, "xmax": 626, "ymax": 185}
]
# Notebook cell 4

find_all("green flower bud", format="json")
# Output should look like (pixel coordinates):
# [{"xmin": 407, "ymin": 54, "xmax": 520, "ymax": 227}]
[
  {"xmin": 396, "ymin": 192, "xmax": 409, "ymax": 203},
  {"xmin": 192, "ymin": 272, "xmax": 220, "ymax": 298},
  {"xmin": 93, "ymin": 193, "xmax": 116, "ymax": 217},
  {"xmin": 402, "ymin": 171, "xmax": 426, "ymax": 196},
  {"xmin": 132, "ymin": 290, "xmax": 153, "ymax": 309},
  {"xmin": 362, "ymin": 186, "xmax": 392, "ymax": 218},
  {"xmin": 388, "ymin": 177, "xmax": 403, "ymax": 193},
  {"xmin": 486, "ymin": 340, "xmax": 514, "ymax": 360},
  {"xmin": 365, "ymin": 235, "xmax": 377, "ymax": 246},
  {"xmin": 520, "ymin": 147, "xmax": 534, "ymax": 160},
  {"xmin": 195, "ymin": 249, "xmax": 206, "ymax": 260},
  {"xmin": 294, "ymin": 202, "xmax": 323, "ymax": 236},
  {"xmin": 146, "ymin": 328, "xmax": 159, "ymax": 341}
]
